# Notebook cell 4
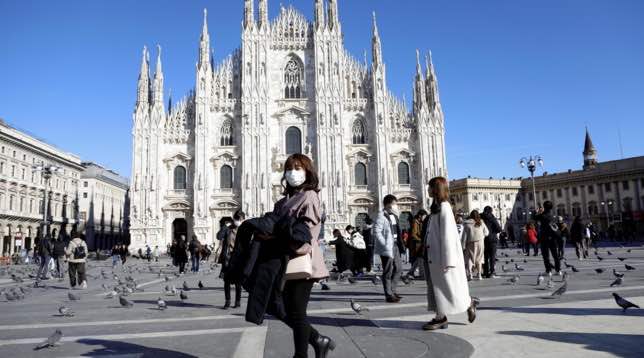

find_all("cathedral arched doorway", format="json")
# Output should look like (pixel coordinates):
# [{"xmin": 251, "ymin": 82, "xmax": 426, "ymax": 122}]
[{"xmin": 172, "ymin": 218, "xmax": 188, "ymax": 243}]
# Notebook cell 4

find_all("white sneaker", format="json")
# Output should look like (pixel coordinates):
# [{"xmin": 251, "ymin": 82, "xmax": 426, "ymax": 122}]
[
  {"xmin": 556, "ymin": 271, "xmax": 563, "ymax": 277},
  {"xmin": 81, "ymin": 281, "xmax": 87, "ymax": 289}
]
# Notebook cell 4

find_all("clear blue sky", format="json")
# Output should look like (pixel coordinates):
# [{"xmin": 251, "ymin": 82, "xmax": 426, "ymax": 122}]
[{"xmin": 1, "ymin": 0, "xmax": 643, "ymax": 180}]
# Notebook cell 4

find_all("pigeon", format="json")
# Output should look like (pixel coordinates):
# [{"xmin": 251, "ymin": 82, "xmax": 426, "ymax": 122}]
[
  {"xmin": 510, "ymin": 259, "xmax": 515, "ymax": 263},
  {"xmin": 34, "ymin": 329, "xmax": 62, "ymax": 350},
  {"xmin": 157, "ymin": 297, "xmax": 167, "ymax": 310},
  {"xmin": 571, "ymin": 265, "xmax": 580, "ymax": 273},
  {"xmin": 68, "ymin": 291, "xmax": 80, "ymax": 301},
  {"xmin": 515, "ymin": 264, "xmax": 525, "ymax": 271},
  {"xmin": 607, "ymin": 250, "xmax": 613, "ymax": 256},
  {"xmin": 119, "ymin": 295, "xmax": 134, "ymax": 308},
  {"xmin": 4, "ymin": 291, "xmax": 17, "ymax": 301},
  {"xmin": 536, "ymin": 273, "xmax": 545, "ymax": 286},
  {"xmin": 625, "ymin": 264, "xmax": 636, "ymax": 271},
  {"xmin": 58, "ymin": 306, "xmax": 74, "ymax": 317},
  {"xmin": 610, "ymin": 278, "xmax": 623, "ymax": 287},
  {"xmin": 198, "ymin": 281, "xmax": 204, "ymax": 290},
  {"xmin": 320, "ymin": 282, "xmax": 330, "ymax": 291},
  {"xmin": 371, "ymin": 275, "xmax": 381, "ymax": 285},
  {"xmin": 562, "ymin": 271, "xmax": 569, "ymax": 282},
  {"xmin": 350, "ymin": 299, "xmax": 369, "ymax": 315},
  {"xmin": 182, "ymin": 281, "xmax": 190, "ymax": 291},
  {"xmin": 507, "ymin": 275, "xmax": 520, "ymax": 285},
  {"xmin": 501, "ymin": 265, "xmax": 508, "ymax": 273},
  {"xmin": 597, "ymin": 256, "xmax": 604, "ymax": 261},
  {"xmin": 617, "ymin": 257, "xmax": 626, "ymax": 262},
  {"xmin": 401, "ymin": 276, "xmax": 412, "ymax": 285},
  {"xmin": 164, "ymin": 275, "xmax": 170, "ymax": 282},
  {"xmin": 348, "ymin": 277, "xmax": 357, "ymax": 284},
  {"xmin": 595, "ymin": 268, "xmax": 604, "ymax": 274},
  {"xmin": 180, "ymin": 290, "xmax": 188, "ymax": 302},
  {"xmin": 564, "ymin": 261, "xmax": 573, "ymax": 269},
  {"xmin": 627, "ymin": 249, "xmax": 632, "ymax": 253},
  {"xmin": 523, "ymin": 259, "xmax": 528, "ymax": 264},
  {"xmin": 612, "ymin": 293, "xmax": 639, "ymax": 312},
  {"xmin": 613, "ymin": 269, "xmax": 625, "ymax": 278},
  {"xmin": 105, "ymin": 290, "xmax": 117, "ymax": 299},
  {"xmin": 551, "ymin": 281, "xmax": 567, "ymax": 297}
]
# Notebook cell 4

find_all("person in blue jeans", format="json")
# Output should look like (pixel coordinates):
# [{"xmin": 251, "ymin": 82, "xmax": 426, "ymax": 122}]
[{"xmin": 189, "ymin": 235, "xmax": 202, "ymax": 272}]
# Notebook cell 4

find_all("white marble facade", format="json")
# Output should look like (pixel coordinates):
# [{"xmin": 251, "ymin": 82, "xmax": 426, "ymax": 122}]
[{"xmin": 129, "ymin": 0, "xmax": 447, "ymax": 250}]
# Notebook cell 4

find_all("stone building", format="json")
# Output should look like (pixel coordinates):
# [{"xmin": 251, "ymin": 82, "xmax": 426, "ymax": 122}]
[
  {"xmin": 0, "ymin": 119, "xmax": 83, "ymax": 255},
  {"xmin": 449, "ymin": 178, "xmax": 522, "ymax": 229},
  {"xmin": 129, "ymin": 1, "xmax": 448, "ymax": 250}
]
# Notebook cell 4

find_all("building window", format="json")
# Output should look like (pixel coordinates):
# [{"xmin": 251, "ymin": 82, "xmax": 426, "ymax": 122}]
[
  {"xmin": 622, "ymin": 180, "xmax": 630, "ymax": 190},
  {"xmin": 19, "ymin": 197, "xmax": 24, "ymax": 212},
  {"xmin": 572, "ymin": 187, "xmax": 578, "ymax": 196},
  {"xmin": 604, "ymin": 183, "xmax": 611, "ymax": 192},
  {"xmin": 285, "ymin": 126, "xmax": 302, "ymax": 155},
  {"xmin": 542, "ymin": 191, "xmax": 548, "ymax": 199},
  {"xmin": 588, "ymin": 184, "xmax": 595, "ymax": 194},
  {"xmin": 352, "ymin": 119, "xmax": 366, "ymax": 144},
  {"xmin": 9, "ymin": 195, "xmax": 14, "ymax": 211},
  {"xmin": 220, "ymin": 119, "xmax": 233, "ymax": 146},
  {"xmin": 397, "ymin": 162, "xmax": 410, "ymax": 185},
  {"xmin": 483, "ymin": 193, "xmax": 489, "ymax": 201},
  {"xmin": 29, "ymin": 199, "xmax": 34, "ymax": 213},
  {"xmin": 473, "ymin": 194, "xmax": 479, "ymax": 201},
  {"xmin": 83, "ymin": 181, "xmax": 88, "ymax": 188},
  {"xmin": 83, "ymin": 193, "xmax": 88, "ymax": 199},
  {"xmin": 220, "ymin": 165, "xmax": 233, "ymax": 189},
  {"xmin": 174, "ymin": 166, "xmax": 187, "ymax": 190},
  {"xmin": 623, "ymin": 198, "xmax": 633, "ymax": 212},
  {"xmin": 528, "ymin": 192, "xmax": 534, "ymax": 201},
  {"xmin": 354, "ymin": 163, "xmax": 367, "ymax": 186},
  {"xmin": 284, "ymin": 57, "xmax": 304, "ymax": 99},
  {"xmin": 11, "ymin": 165, "xmax": 15, "ymax": 177},
  {"xmin": 556, "ymin": 188, "xmax": 562, "ymax": 198}
]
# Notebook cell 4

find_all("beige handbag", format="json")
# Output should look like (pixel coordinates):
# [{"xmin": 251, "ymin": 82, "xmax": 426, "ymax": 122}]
[{"xmin": 285, "ymin": 243, "xmax": 313, "ymax": 280}]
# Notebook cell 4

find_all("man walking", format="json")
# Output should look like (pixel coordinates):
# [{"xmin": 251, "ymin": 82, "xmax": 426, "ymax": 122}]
[
  {"xmin": 481, "ymin": 206, "xmax": 502, "ymax": 279},
  {"xmin": 65, "ymin": 233, "xmax": 88, "ymax": 289},
  {"xmin": 189, "ymin": 235, "xmax": 202, "ymax": 273},
  {"xmin": 52, "ymin": 236, "xmax": 67, "ymax": 279},
  {"xmin": 362, "ymin": 217, "xmax": 374, "ymax": 273},
  {"xmin": 373, "ymin": 195, "xmax": 405, "ymax": 303},
  {"xmin": 535, "ymin": 201, "xmax": 562, "ymax": 277},
  {"xmin": 37, "ymin": 234, "xmax": 53, "ymax": 280}
]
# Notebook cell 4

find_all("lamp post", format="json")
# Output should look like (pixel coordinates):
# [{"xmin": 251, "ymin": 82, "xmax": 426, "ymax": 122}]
[
  {"xmin": 32, "ymin": 162, "xmax": 61, "ymax": 239},
  {"xmin": 519, "ymin": 155, "xmax": 544, "ymax": 217}
]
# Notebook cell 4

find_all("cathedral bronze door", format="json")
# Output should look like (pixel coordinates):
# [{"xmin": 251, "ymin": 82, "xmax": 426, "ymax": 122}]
[{"xmin": 172, "ymin": 219, "xmax": 188, "ymax": 243}]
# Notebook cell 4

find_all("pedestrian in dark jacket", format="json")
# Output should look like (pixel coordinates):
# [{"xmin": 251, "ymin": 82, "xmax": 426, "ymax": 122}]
[
  {"xmin": 534, "ymin": 201, "xmax": 562, "ymax": 277},
  {"xmin": 37, "ymin": 234, "xmax": 53, "ymax": 280},
  {"xmin": 119, "ymin": 245, "xmax": 128, "ymax": 265},
  {"xmin": 328, "ymin": 229, "xmax": 354, "ymax": 273},
  {"xmin": 361, "ymin": 217, "xmax": 375, "ymax": 272},
  {"xmin": 570, "ymin": 216, "xmax": 588, "ymax": 260},
  {"xmin": 175, "ymin": 237, "xmax": 188, "ymax": 274},
  {"xmin": 189, "ymin": 236, "xmax": 202, "ymax": 272},
  {"xmin": 220, "ymin": 210, "xmax": 245, "ymax": 309},
  {"xmin": 52, "ymin": 237, "xmax": 67, "ymax": 279},
  {"xmin": 481, "ymin": 206, "xmax": 502, "ymax": 278}
]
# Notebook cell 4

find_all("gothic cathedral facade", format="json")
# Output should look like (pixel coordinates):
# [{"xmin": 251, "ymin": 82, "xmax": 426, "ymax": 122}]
[{"xmin": 129, "ymin": 0, "xmax": 447, "ymax": 249}]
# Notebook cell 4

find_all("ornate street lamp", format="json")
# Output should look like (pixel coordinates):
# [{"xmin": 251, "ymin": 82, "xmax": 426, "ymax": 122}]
[
  {"xmin": 32, "ymin": 162, "xmax": 62, "ymax": 238},
  {"xmin": 519, "ymin": 155, "xmax": 544, "ymax": 216}
]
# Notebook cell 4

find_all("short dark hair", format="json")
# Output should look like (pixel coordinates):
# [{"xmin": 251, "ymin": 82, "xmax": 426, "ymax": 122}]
[
  {"xmin": 416, "ymin": 209, "xmax": 428, "ymax": 218},
  {"xmin": 345, "ymin": 225, "xmax": 353, "ymax": 232},
  {"xmin": 543, "ymin": 201, "xmax": 553, "ymax": 211},
  {"xmin": 383, "ymin": 194, "xmax": 398, "ymax": 206},
  {"xmin": 483, "ymin": 206, "xmax": 493, "ymax": 213},
  {"xmin": 233, "ymin": 210, "xmax": 246, "ymax": 221},
  {"xmin": 332, "ymin": 229, "xmax": 341, "ymax": 236},
  {"xmin": 364, "ymin": 217, "xmax": 373, "ymax": 225}
]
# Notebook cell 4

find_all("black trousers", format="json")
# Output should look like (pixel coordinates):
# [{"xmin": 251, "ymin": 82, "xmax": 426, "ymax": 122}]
[
  {"xmin": 224, "ymin": 279, "xmax": 241, "ymax": 303},
  {"xmin": 178, "ymin": 260, "xmax": 186, "ymax": 273},
  {"xmin": 365, "ymin": 245, "xmax": 374, "ymax": 272},
  {"xmin": 281, "ymin": 279, "xmax": 320, "ymax": 358},
  {"xmin": 68, "ymin": 262, "xmax": 86, "ymax": 287},
  {"xmin": 524, "ymin": 242, "xmax": 539, "ymax": 256},
  {"xmin": 540, "ymin": 238, "xmax": 561, "ymax": 273},
  {"xmin": 483, "ymin": 237, "xmax": 497, "ymax": 277}
]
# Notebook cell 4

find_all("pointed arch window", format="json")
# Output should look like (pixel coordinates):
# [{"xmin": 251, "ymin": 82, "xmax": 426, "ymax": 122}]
[
  {"xmin": 285, "ymin": 126, "xmax": 302, "ymax": 155},
  {"xmin": 352, "ymin": 119, "xmax": 366, "ymax": 144},
  {"xmin": 284, "ymin": 57, "xmax": 304, "ymax": 99},
  {"xmin": 220, "ymin": 165, "xmax": 233, "ymax": 189},
  {"xmin": 220, "ymin": 119, "xmax": 233, "ymax": 146},
  {"xmin": 355, "ymin": 163, "xmax": 367, "ymax": 186},
  {"xmin": 398, "ymin": 162, "xmax": 410, "ymax": 185},
  {"xmin": 174, "ymin": 166, "xmax": 187, "ymax": 190}
]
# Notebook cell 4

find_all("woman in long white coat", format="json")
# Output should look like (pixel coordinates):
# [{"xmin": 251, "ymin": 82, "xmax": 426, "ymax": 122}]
[{"xmin": 423, "ymin": 176, "xmax": 477, "ymax": 330}]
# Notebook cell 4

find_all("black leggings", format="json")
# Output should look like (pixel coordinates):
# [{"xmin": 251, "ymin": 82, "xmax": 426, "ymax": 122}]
[
  {"xmin": 282, "ymin": 279, "xmax": 320, "ymax": 358},
  {"xmin": 224, "ymin": 279, "xmax": 241, "ymax": 303}
]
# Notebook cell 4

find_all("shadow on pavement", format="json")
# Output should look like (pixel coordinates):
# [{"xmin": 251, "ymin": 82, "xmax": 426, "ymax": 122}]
[
  {"xmin": 77, "ymin": 338, "xmax": 198, "ymax": 357},
  {"xmin": 480, "ymin": 306, "xmax": 644, "ymax": 317},
  {"xmin": 132, "ymin": 299, "xmax": 216, "ymax": 308},
  {"xmin": 497, "ymin": 331, "xmax": 644, "ymax": 358}
]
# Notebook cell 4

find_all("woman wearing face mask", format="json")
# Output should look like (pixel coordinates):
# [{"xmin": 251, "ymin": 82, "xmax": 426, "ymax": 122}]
[
  {"xmin": 271, "ymin": 153, "xmax": 334, "ymax": 358},
  {"xmin": 220, "ymin": 209, "xmax": 245, "ymax": 309},
  {"xmin": 423, "ymin": 176, "xmax": 478, "ymax": 330}
]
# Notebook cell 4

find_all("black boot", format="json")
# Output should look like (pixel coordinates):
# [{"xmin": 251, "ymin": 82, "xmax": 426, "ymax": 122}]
[
  {"xmin": 223, "ymin": 300, "xmax": 230, "ymax": 310},
  {"xmin": 312, "ymin": 335, "xmax": 336, "ymax": 358}
]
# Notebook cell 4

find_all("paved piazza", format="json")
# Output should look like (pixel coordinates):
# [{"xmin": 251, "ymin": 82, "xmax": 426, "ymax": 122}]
[{"xmin": 1, "ymin": 244, "xmax": 643, "ymax": 358}]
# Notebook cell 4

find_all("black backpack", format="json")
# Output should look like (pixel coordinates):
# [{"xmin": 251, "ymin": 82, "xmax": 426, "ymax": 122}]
[{"xmin": 73, "ymin": 244, "xmax": 87, "ymax": 259}]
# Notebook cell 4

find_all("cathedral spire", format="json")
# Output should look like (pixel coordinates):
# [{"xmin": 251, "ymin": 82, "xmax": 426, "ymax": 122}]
[
  {"xmin": 314, "ymin": 0, "xmax": 325, "ymax": 30},
  {"xmin": 199, "ymin": 8, "xmax": 211, "ymax": 70},
  {"xmin": 413, "ymin": 49, "xmax": 427, "ymax": 115},
  {"xmin": 243, "ymin": 0, "xmax": 254, "ymax": 30},
  {"xmin": 258, "ymin": 0, "xmax": 268, "ymax": 30},
  {"xmin": 152, "ymin": 45, "xmax": 164, "ymax": 107},
  {"xmin": 371, "ymin": 12, "xmax": 383, "ymax": 70},
  {"xmin": 136, "ymin": 46, "xmax": 150, "ymax": 107},
  {"xmin": 328, "ymin": 0, "xmax": 339, "ymax": 31},
  {"xmin": 415, "ymin": 49, "xmax": 423, "ymax": 79}
]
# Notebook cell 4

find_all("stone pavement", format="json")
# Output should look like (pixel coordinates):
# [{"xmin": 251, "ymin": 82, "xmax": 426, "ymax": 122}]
[{"xmin": 0, "ymin": 243, "xmax": 643, "ymax": 358}]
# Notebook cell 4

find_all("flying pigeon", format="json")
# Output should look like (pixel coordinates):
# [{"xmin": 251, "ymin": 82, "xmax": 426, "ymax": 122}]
[
  {"xmin": 610, "ymin": 277, "xmax": 623, "ymax": 287},
  {"xmin": 119, "ymin": 295, "xmax": 134, "ymax": 308},
  {"xmin": 536, "ymin": 273, "xmax": 545, "ymax": 286},
  {"xmin": 58, "ymin": 306, "xmax": 74, "ymax": 317},
  {"xmin": 34, "ymin": 330, "xmax": 63, "ymax": 350},
  {"xmin": 157, "ymin": 297, "xmax": 167, "ymax": 310},
  {"xmin": 625, "ymin": 264, "xmax": 636, "ymax": 271},
  {"xmin": 595, "ymin": 268, "xmax": 605, "ymax": 274},
  {"xmin": 68, "ymin": 291, "xmax": 80, "ymax": 301},
  {"xmin": 551, "ymin": 281, "xmax": 567, "ymax": 297},
  {"xmin": 350, "ymin": 299, "xmax": 369, "ymax": 315},
  {"xmin": 198, "ymin": 281, "xmax": 204, "ymax": 290},
  {"xmin": 613, "ymin": 269, "xmax": 625, "ymax": 278},
  {"xmin": 612, "ymin": 293, "xmax": 640, "ymax": 313}
]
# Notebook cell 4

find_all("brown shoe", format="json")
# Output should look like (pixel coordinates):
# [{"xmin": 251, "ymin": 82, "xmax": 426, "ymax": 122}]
[
  {"xmin": 422, "ymin": 317, "xmax": 448, "ymax": 330},
  {"xmin": 393, "ymin": 293, "xmax": 403, "ymax": 300},
  {"xmin": 467, "ymin": 299, "xmax": 477, "ymax": 323},
  {"xmin": 385, "ymin": 296, "xmax": 400, "ymax": 303}
]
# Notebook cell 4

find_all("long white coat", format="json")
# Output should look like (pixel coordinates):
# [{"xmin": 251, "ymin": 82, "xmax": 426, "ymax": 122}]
[{"xmin": 426, "ymin": 202, "xmax": 471, "ymax": 315}]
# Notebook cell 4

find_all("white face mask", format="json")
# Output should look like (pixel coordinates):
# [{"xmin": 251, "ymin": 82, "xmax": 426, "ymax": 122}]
[
  {"xmin": 389, "ymin": 204, "xmax": 399, "ymax": 215},
  {"xmin": 234, "ymin": 220, "xmax": 242, "ymax": 227},
  {"xmin": 285, "ymin": 169, "xmax": 306, "ymax": 187}
]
